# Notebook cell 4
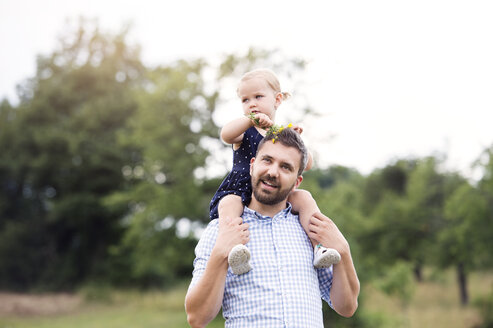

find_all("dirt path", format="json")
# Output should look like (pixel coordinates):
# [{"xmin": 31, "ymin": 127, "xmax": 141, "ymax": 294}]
[{"xmin": 0, "ymin": 292, "xmax": 81, "ymax": 316}]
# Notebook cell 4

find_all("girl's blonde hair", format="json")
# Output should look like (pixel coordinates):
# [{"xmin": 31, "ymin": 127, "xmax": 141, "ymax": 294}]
[{"xmin": 237, "ymin": 68, "xmax": 291, "ymax": 100}]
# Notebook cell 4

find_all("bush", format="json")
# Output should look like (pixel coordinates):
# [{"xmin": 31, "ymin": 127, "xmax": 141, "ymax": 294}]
[{"xmin": 474, "ymin": 285, "xmax": 493, "ymax": 328}]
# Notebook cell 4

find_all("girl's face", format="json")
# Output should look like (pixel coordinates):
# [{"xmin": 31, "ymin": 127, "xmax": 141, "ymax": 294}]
[{"xmin": 238, "ymin": 77, "xmax": 282, "ymax": 120}]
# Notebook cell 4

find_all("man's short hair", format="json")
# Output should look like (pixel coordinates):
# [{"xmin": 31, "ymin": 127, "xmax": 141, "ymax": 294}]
[{"xmin": 257, "ymin": 128, "xmax": 308, "ymax": 176}]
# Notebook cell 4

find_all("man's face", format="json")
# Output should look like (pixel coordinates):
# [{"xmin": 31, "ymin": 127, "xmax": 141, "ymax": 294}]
[{"xmin": 250, "ymin": 141, "xmax": 303, "ymax": 206}]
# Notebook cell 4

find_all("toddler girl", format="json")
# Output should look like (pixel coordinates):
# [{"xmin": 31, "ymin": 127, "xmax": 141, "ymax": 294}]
[{"xmin": 210, "ymin": 68, "xmax": 340, "ymax": 274}]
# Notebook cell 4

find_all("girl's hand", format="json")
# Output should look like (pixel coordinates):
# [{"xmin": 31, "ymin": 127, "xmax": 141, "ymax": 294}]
[
  {"xmin": 292, "ymin": 124, "xmax": 303, "ymax": 134},
  {"xmin": 251, "ymin": 113, "xmax": 274, "ymax": 129}
]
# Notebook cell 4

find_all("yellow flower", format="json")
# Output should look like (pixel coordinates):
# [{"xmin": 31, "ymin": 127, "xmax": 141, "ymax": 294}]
[{"xmin": 266, "ymin": 122, "xmax": 295, "ymax": 143}]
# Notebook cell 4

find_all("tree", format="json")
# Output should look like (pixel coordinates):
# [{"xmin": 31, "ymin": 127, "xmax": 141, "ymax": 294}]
[
  {"xmin": 0, "ymin": 19, "xmax": 144, "ymax": 290},
  {"xmin": 477, "ymin": 146, "xmax": 493, "ymax": 243},
  {"xmin": 438, "ymin": 180, "xmax": 489, "ymax": 305},
  {"xmin": 357, "ymin": 157, "xmax": 451, "ymax": 282},
  {"xmin": 478, "ymin": 146, "xmax": 493, "ymax": 266},
  {"xmin": 399, "ymin": 157, "xmax": 447, "ymax": 280},
  {"xmin": 435, "ymin": 144, "xmax": 493, "ymax": 306},
  {"xmin": 103, "ymin": 59, "xmax": 220, "ymax": 286},
  {"xmin": 361, "ymin": 159, "xmax": 416, "ymax": 216}
]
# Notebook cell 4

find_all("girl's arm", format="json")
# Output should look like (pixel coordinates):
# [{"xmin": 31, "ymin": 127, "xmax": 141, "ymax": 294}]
[{"xmin": 220, "ymin": 116, "xmax": 254, "ymax": 145}]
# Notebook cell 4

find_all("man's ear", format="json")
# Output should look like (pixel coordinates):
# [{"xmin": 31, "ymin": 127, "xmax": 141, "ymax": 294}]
[
  {"xmin": 250, "ymin": 157, "xmax": 255, "ymax": 175},
  {"xmin": 293, "ymin": 175, "xmax": 303, "ymax": 190}
]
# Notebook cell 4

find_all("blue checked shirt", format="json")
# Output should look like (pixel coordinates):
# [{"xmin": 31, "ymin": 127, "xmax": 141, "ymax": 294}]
[{"xmin": 189, "ymin": 203, "xmax": 334, "ymax": 328}]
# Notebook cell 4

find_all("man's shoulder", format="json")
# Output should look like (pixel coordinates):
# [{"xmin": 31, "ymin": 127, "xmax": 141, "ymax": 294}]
[
  {"xmin": 204, "ymin": 219, "xmax": 219, "ymax": 232},
  {"xmin": 195, "ymin": 220, "xmax": 219, "ymax": 253},
  {"xmin": 195, "ymin": 219, "xmax": 219, "ymax": 243}
]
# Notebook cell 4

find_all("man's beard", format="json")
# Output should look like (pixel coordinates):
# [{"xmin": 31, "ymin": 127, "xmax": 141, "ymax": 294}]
[{"xmin": 251, "ymin": 173, "xmax": 295, "ymax": 206}]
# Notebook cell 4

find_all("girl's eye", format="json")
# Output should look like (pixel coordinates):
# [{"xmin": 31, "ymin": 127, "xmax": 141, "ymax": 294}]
[
  {"xmin": 242, "ymin": 98, "xmax": 248, "ymax": 103},
  {"xmin": 256, "ymin": 95, "xmax": 263, "ymax": 99}
]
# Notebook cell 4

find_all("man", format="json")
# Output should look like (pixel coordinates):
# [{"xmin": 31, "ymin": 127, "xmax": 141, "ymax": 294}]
[{"xmin": 185, "ymin": 128, "xmax": 360, "ymax": 327}]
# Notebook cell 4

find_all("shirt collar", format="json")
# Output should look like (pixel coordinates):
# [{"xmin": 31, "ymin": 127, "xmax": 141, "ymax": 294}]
[{"xmin": 243, "ymin": 202, "xmax": 293, "ymax": 220}]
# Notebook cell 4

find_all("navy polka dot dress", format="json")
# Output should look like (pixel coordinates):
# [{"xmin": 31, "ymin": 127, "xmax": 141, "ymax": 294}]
[{"xmin": 209, "ymin": 127, "xmax": 264, "ymax": 220}]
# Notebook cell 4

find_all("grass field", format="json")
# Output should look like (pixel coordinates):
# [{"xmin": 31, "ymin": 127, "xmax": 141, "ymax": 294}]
[
  {"xmin": 0, "ymin": 281, "xmax": 224, "ymax": 328},
  {"xmin": 364, "ymin": 269, "xmax": 493, "ymax": 328},
  {"xmin": 0, "ymin": 269, "xmax": 491, "ymax": 328}
]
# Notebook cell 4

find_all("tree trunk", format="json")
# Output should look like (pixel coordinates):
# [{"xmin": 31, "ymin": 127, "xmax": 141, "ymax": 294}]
[
  {"xmin": 413, "ymin": 264, "xmax": 423, "ymax": 282},
  {"xmin": 457, "ymin": 262, "xmax": 469, "ymax": 306}
]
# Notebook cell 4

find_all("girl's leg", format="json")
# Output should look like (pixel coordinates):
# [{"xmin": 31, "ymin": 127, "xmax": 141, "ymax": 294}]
[
  {"xmin": 218, "ymin": 194, "xmax": 251, "ymax": 275},
  {"xmin": 218, "ymin": 194, "xmax": 244, "ymax": 220},
  {"xmin": 288, "ymin": 189, "xmax": 341, "ymax": 268},
  {"xmin": 289, "ymin": 189, "xmax": 320, "ymax": 248}
]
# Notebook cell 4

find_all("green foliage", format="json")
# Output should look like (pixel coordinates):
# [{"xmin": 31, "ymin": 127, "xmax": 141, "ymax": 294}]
[
  {"xmin": 79, "ymin": 283, "xmax": 113, "ymax": 303},
  {"xmin": 0, "ymin": 20, "xmax": 142, "ymax": 290},
  {"xmin": 362, "ymin": 159, "xmax": 416, "ymax": 215},
  {"xmin": 438, "ymin": 182, "xmax": 489, "ymax": 268},
  {"xmin": 356, "ymin": 157, "xmax": 451, "ymax": 281},
  {"xmin": 99, "ymin": 59, "xmax": 219, "ymax": 286},
  {"xmin": 474, "ymin": 285, "xmax": 493, "ymax": 328},
  {"xmin": 401, "ymin": 157, "xmax": 446, "ymax": 264},
  {"xmin": 364, "ymin": 193, "xmax": 410, "ymax": 266},
  {"xmin": 375, "ymin": 261, "xmax": 415, "ymax": 307},
  {"xmin": 112, "ymin": 59, "xmax": 217, "ymax": 222},
  {"xmin": 477, "ymin": 146, "xmax": 493, "ymax": 195},
  {"xmin": 476, "ymin": 147, "xmax": 493, "ymax": 267},
  {"xmin": 1, "ymin": 19, "xmax": 493, "ymax": 328}
]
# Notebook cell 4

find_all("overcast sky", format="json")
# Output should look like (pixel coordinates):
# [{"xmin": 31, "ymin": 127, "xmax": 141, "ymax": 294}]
[{"xmin": 1, "ymin": 0, "xmax": 492, "ymax": 179}]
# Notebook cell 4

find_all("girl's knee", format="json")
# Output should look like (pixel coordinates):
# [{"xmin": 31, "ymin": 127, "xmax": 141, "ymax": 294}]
[
  {"xmin": 290, "ymin": 189, "xmax": 314, "ymax": 202},
  {"xmin": 218, "ymin": 194, "xmax": 244, "ymax": 217},
  {"xmin": 219, "ymin": 194, "xmax": 242, "ymax": 207}
]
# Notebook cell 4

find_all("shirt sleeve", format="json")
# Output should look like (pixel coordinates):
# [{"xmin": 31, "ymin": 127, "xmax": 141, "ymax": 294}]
[
  {"xmin": 188, "ymin": 220, "xmax": 219, "ymax": 290},
  {"xmin": 317, "ymin": 266, "xmax": 334, "ymax": 309}
]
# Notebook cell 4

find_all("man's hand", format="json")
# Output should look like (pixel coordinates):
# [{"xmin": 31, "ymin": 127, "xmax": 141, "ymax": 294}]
[
  {"xmin": 309, "ymin": 212, "xmax": 360, "ymax": 317},
  {"xmin": 214, "ymin": 216, "xmax": 250, "ymax": 258},
  {"xmin": 307, "ymin": 212, "xmax": 349, "ymax": 255},
  {"xmin": 186, "ymin": 216, "xmax": 249, "ymax": 328}
]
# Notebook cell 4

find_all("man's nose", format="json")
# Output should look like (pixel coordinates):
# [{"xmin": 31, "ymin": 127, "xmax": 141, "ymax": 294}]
[{"xmin": 266, "ymin": 164, "xmax": 280, "ymax": 178}]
